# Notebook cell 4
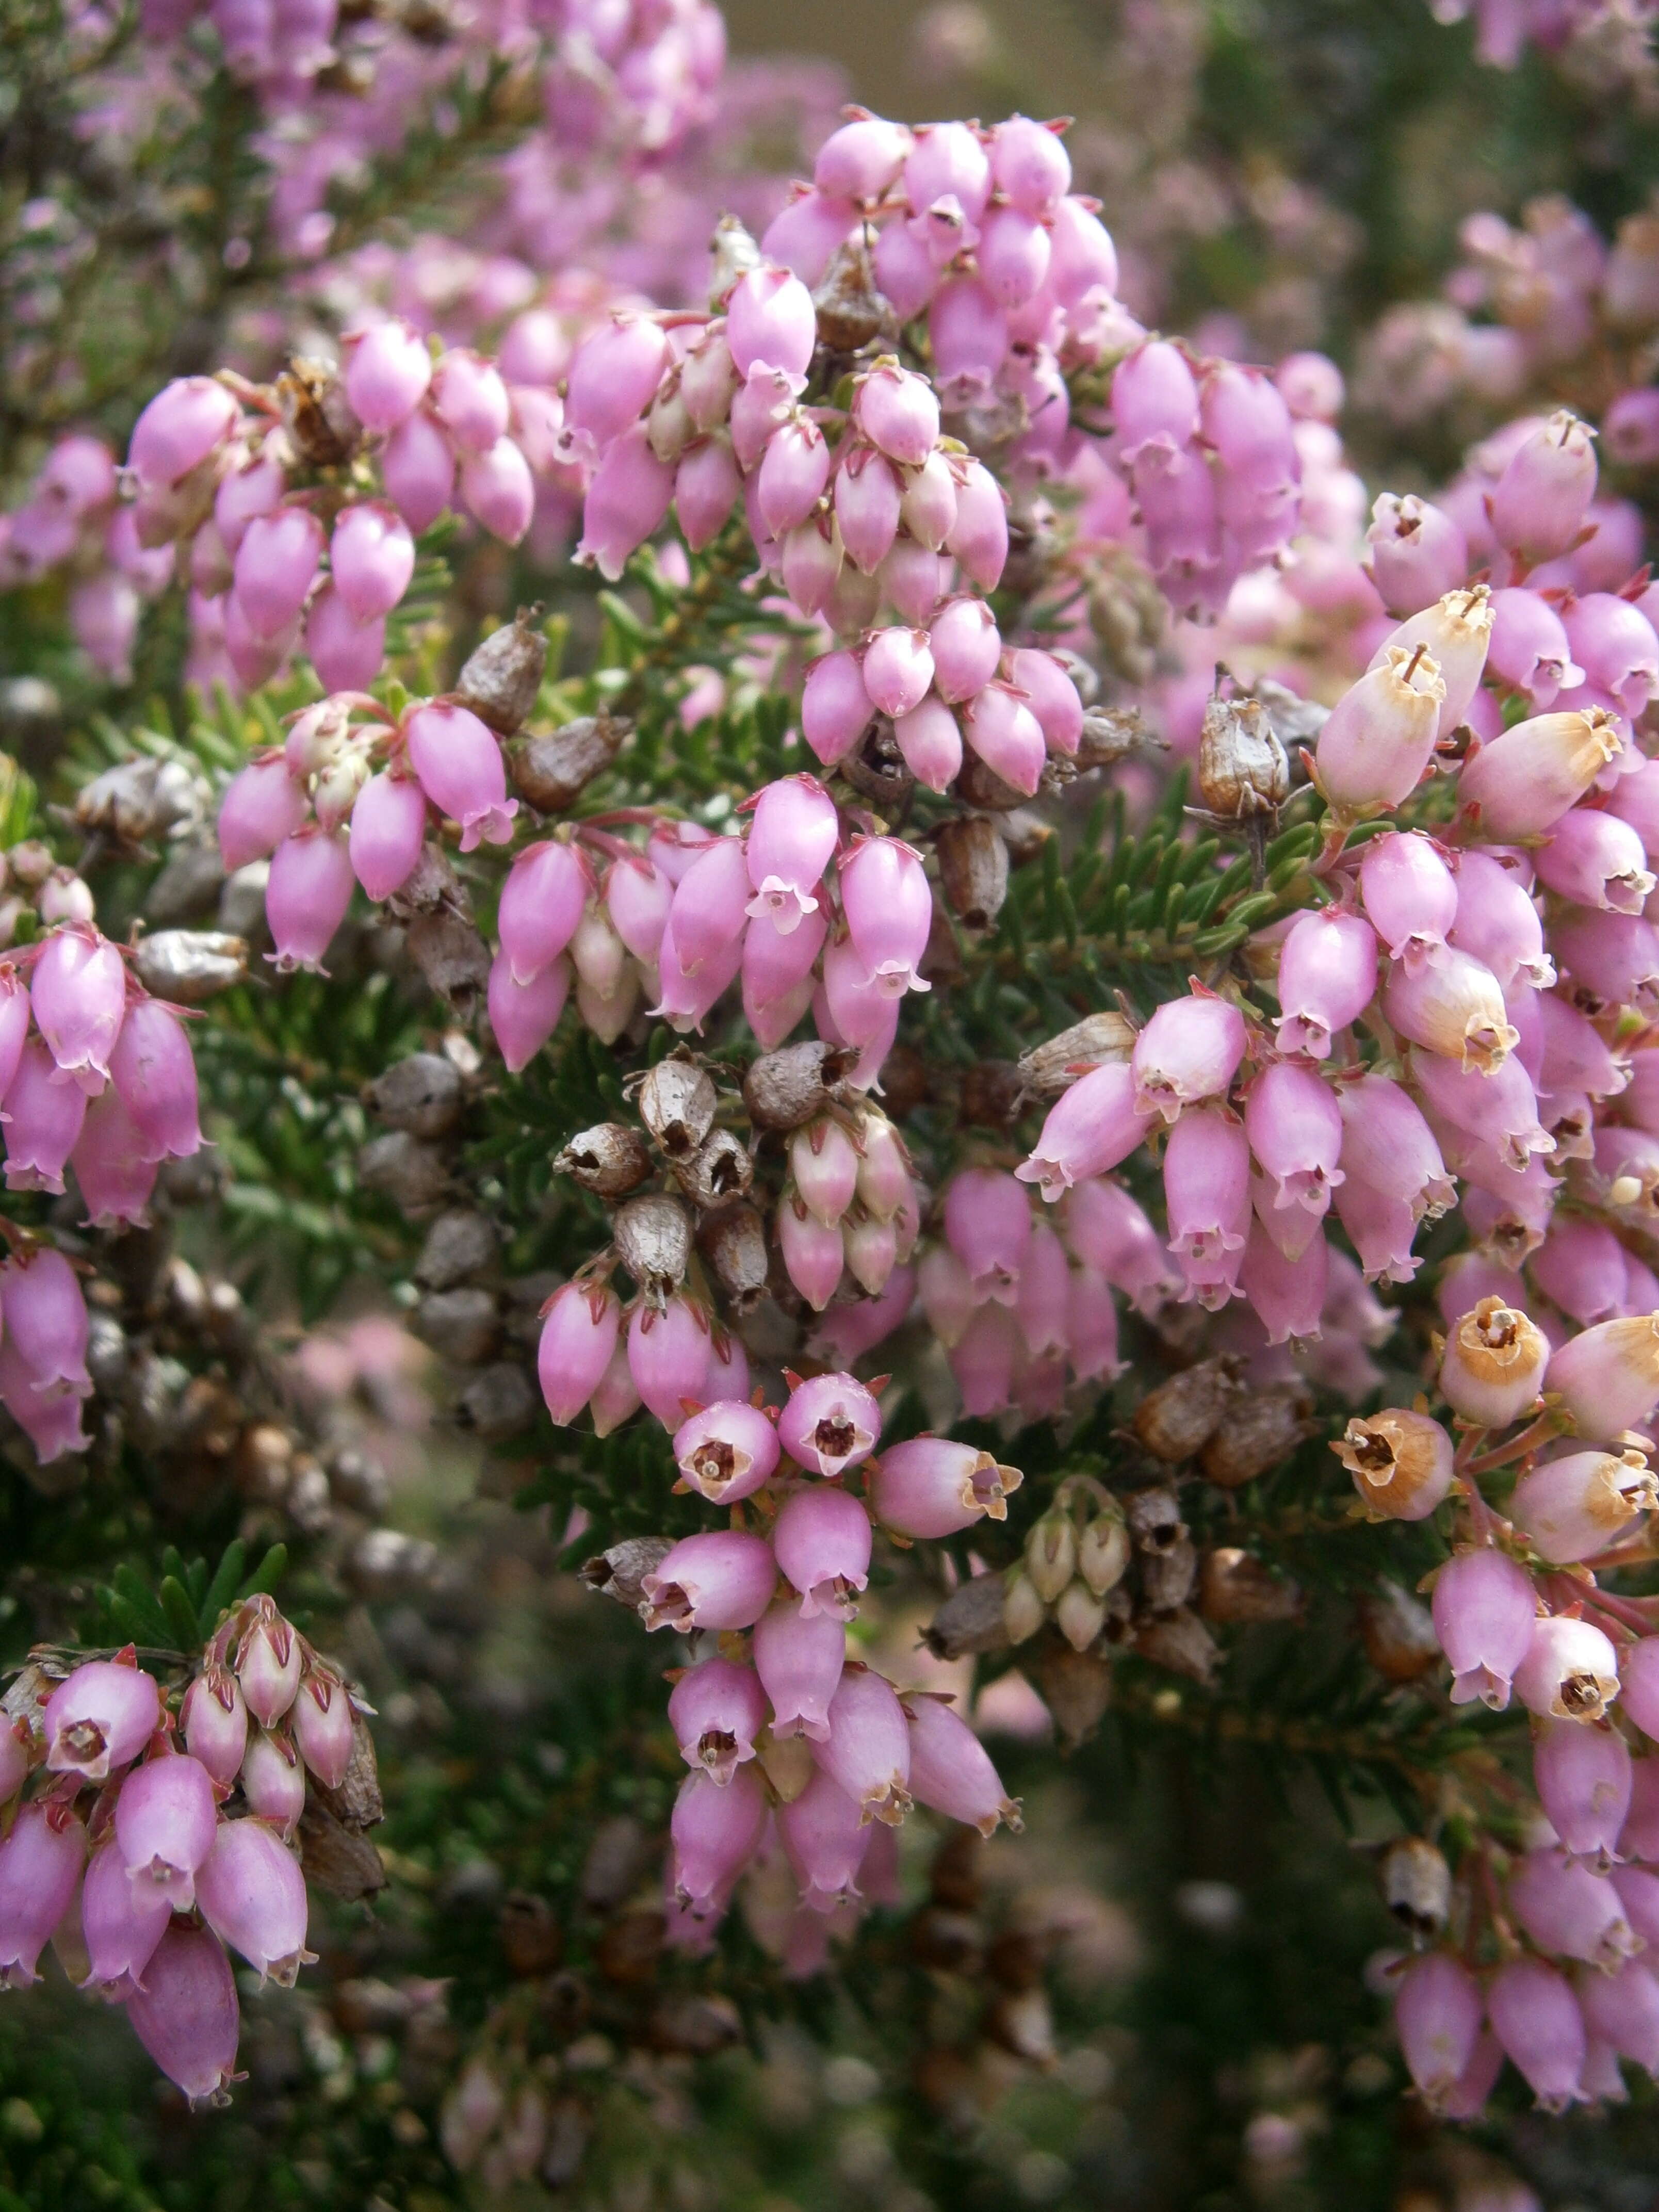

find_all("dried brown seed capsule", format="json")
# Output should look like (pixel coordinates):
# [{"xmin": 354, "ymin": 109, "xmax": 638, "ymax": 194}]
[
  {"xmin": 1199, "ymin": 1548, "xmax": 1303, "ymax": 1624},
  {"xmin": 673, "ymin": 1128, "xmax": 754, "ymax": 1208},
  {"xmin": 580, "ymin": 1536, "xmax": 674, "ymax": 1608},
  {"xmin": 922, "ymin": 1572, "xmax": 1013, "ymax": 1662},
  {"xmin": 936, "ymin": 814, "xmax": 1009, "ymax": 931},
  {"xmin": 134, "ymin": 927, "xmax": 249, "ymax": 1003},
  {"xmin": 356, "ymin": 1131, "xmax": 451, "ymax": 1214},
  {"xmin": 580, "ymin": 1816, "xmax": 649, "ymax": 1911},
  {"xmin": 649, "ymin": 1993, "xmax": 743, "ymax": 2058},
  {"xmin": 813, "ymin": 233, "xmax": 894, "ymax": 353},
  {"xmin": 1197, "ymin": 688, "xmax": 1290, "ymax": 820},
  {"xmin": 415, "ymin": 1209, "xmax": 498, "ymax": 1291},
  {"xmin": 1016, "ymin": 1011, "xmax": 1137, "ymax": 1100},
  {"xmin": 146, "ymin": 845, "xmax": 226, "ymax": 928},
  {"xmin": 1355, "ymin": 1581, "xmax": 1443, "ymax": 1684},
  {"xmin": 742, "ymin": 1039, "xmax": 856, "ymax": 1131},
  {"xmin": 499, "ymin": 1891, "xmax": 564, "ymax": 1978},
  {"xmin": 1133, "ymin": 1607, "xmax": 1220, "ymax": 1686},
  {"xmin": 1131, "ymin": 1357, "xmax": 1243, "ymax": 1462},
  {"xmin": 1076, "ymin": 704, "xmax": 1149, "ymax": 770},
  {"xmin": 76, "ymin": 756, "xmax": 205, "ymax": 848},
  {"xmin": 959, "ymin": 1060, "xmax": 1023, "ymax": 1132},
  {"xmin": 386, "ymin": 841, "xmax": 472, "ymax": 922},
  {"xmin": 953, "ymin": 747, "xmax": 1029, "ymax": 812},
  {"xmin": 405, "ymin": 911, "xmax": 492, "ymax": 1012},
  {"xmin": 1035, "ymin": 1644, "xmax": 1113, "ymax": 1749},
  {"xmin": 1379, "ymin": 1836, "xmax": 1452, "ymax": 1939},
  {"xmin": 413, "ymin": 1287, "xmax": 501, "ymax": 1367},
  {"xmin": 1126, "ymin": 1485, "xmax": 1185, "ymax": 1551},
  {"xmin": 555, "ymin": 1123, "xmax": 654, "ymax": 1199},
  {"xmin": 364, "ymin": 1052, "xmax": 464, "ymax": 1136},
  {"xmin": 839, "ymin": 719, "xmax": 914, "ymax": 808},
  {"xmin": 453, "ymin": 606, "xmax": 547, "ymax": 735},
  {"xmin": 695, "ymin": 1200, "xmax": 770, "ymax": 1313},
  {"xmin": 454, "ymin": 1362, "xmax": 535, "ymax": 1442},
  {"xmin": 1198, "ymin": 1390, "xmax": 1312, "ymax": 1488},
  {"xmin": 614, "ymin": 1193, "xmax": 692, "ymax": 1295},
  {"xmin": 279, "ymin": 357, "xmax": 361, "ymax": 467},
  {"xmin": 510, "ymin": 714, "xmax": 631, "ymax": 812},
  {"xmin": 634, "ymin": 1053, "xmax": 717, "ymax": 1157},
  {"xmin": 1140, "ymin": 1534, "xmax": 1198, "ymax": 1615}
]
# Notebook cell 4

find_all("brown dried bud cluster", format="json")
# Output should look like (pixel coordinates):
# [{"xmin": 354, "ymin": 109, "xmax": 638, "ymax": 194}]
[
  {"xmin": 936, "ymin": 816, "xmax": 1009, "ymax": 931},
  {"xmin": 453, "ymin": 607, "xmax": 547, "ymax": 736},
  {"xmin": 632, "ymin": 1053, "xmax": 717, "ymax": 1157},
  {"xmin": 556, "ymin": 1123, "xmax": 654, "ymax": 1199},
  {"xmin": 1197, "ymin": 687, "xmax": 1290, "ymax": 820},
  {"xmin": 742, "ymin": 1039, "xmax": 856, "ymax": 1131},
  {"xmin": 510, "ymin": 714, "xmax": 630, "ymax": 812},
  {"xmin": 1131, "ymin": 1357, "xmax": 1243, "ymax": 1462},
  {"xmin": 1016, "ymin": 1010, "xmax": 1136, "ymax": 1100}
]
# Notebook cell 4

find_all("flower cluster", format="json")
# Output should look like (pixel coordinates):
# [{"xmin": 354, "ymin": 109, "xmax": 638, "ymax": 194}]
[
  {"xmin": 583, "ymin": 1368, "xmax": 1023, "ymax": 1953},
  {"xmin": 0, "ymin": 1601, "xmax": 365, "ymax": 2104}
]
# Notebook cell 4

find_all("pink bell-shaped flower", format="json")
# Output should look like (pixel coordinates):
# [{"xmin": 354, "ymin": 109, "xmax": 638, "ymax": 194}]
[
  {"xmin": 773, "ymin": 1485, "xmax": 872, "ymax": 1620},
  {"xmin": 342, "ymin": 319, "xmax": 432, "ymax": 433},
  {"xmin": 330, "ymin": 501, "xmax": 414, "ymax": 623},
  {"xmin": 777, "ymin": 1371, "xmax": 881, "ymax": 1476},
  {"xmin": 640, "ymin": 1529, "xmax": 778, "ymax": 1634},
  {"xmin": 814, "ymin": 1665, "xmax": 912, "ymax": 1827},
  {"xmin": 44, "ymin": 1656, "xmax": 159, "ymax": 1781},
  {"xmin": 0, "ymin": 1802, "xmax": 85, "ymax": 1988},
  {"xmin": 219, "ymin": 755, "xmax": 307, "ymax": 872},
  {"xmin": 403, "ymin": 701, "xmax": 517, "ymax": 852},
  {"xmin": 123, "ymin": 1920, "xmax": 241, "ymax": 2107},
  {"xmin": 537, "ymin": 1283, "xmax": 621, "ymax": 1426},
  {"xmin": 903, "ymin": 1691, "xmax": 1022, "ymax": 1836},
  {"xmin": 108, "ymin": 997, "xmax": 201, "ymax": 1162},
  {"xmin": 753, "ymin": 1599, "xmax": 846, "ymax": 1743},
  {"xmin": 83, "ymin": 1837, "xmax": 172, "ymax": 1997},
  {"xmin": 779, "ymin": 1766, "xmax": 872, "ymax": 1910},
  {"xmin": 2, "ymin": 1246, "xmax": 90, "ymax": 1395},
  {"xmin": 30, "ymin": 924, "xmax": 126, "ymax": 1094},
  {"xmin": 181, "ymin": 1667, "xmax": 249, "ymax": 1788},
  {"xmin": 348, "ymin": 769, "xmax": 427, "ymax": 902},
  {"xmin": 115, "ymin": 1750, "xmax": 219, "ymax": 1911},
  {"xmin": 194, "ymin": 1816, "xmax": 314, "ymax": 1987},
  {"xmin": 382, "ymin": 409, "xmax": 456, "ymax": 535},
  {"xmin": 3, "ymin": 1037, "xmax": 87, "ymax": 1193},
  {"xmin": 668, "ymin": 1657, "xmax": 766, "ymax": 1787},
  {"xmin": 670, "ymin": 1764, "xmax": 768, "ymax": 1917},
  {"xmin": 266, "ymin": 827, "xmax": 354, "ymax": 974}
]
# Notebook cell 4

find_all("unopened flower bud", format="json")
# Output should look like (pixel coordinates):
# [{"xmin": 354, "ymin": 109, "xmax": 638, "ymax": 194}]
[
  {"xmin": 1333, "ymin": 1409, "xmax": 1455, "ymax": 1522},
  {"xmin": 1002, "ymin": 1567, "xmax": 1046, "ymax": 1644},
  {"xmin": 1055, "ymin": 1580, "xmax": 1107, "ymax": 1651},
  {"xmin": 1078, "ymin": 1506, "xmax": 1130, "ymax": 1595},
  {"xmin": 1025, "ymin": 1509, "xmax": 1077, "ymax": 1603},
  {"xmin": 1197, "ymin": 690, "xmax": 1289, "ymax": 819},
  {"xmin": 1440, "ymin": 1296, "xmax": 1549, "ymax": 1428}
]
